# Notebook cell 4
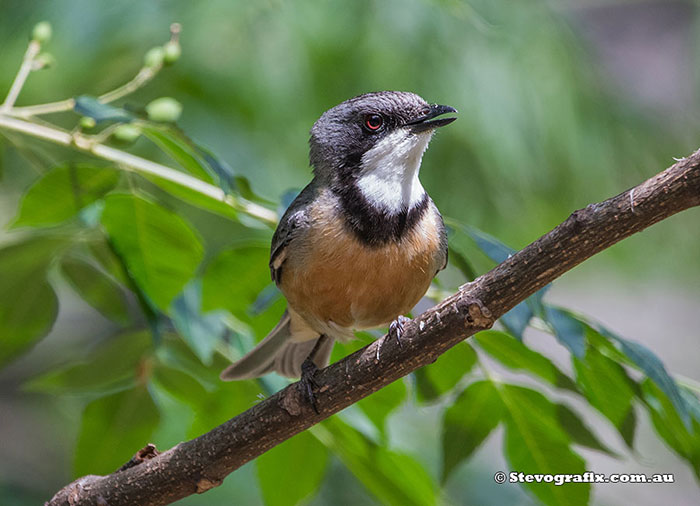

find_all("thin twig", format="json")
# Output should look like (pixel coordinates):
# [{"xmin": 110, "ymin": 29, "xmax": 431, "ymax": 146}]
[
  {"xmin": 9, "ymin": 22, "xmax": 182, "ymax": 118},
  {"xmin": 0, "ymin": 114, "xmax": 278, "ymax": 225},
  {"xmin": 11, "ymin": 66, "xmax": 159, "ymax": 118},
  {"xmin": 101, "ymin": 67, "xmax": 157, "ymax": 103},
  {"xmin": 9, "ymin": 97, "xmax": 75, "ymax": 117},
  {"xmin": 1, "ymin": 40, "xmax": 41, "ymax": 112}
]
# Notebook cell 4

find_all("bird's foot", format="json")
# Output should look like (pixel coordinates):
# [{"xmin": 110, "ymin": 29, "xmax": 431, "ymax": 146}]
[
  {"xmin": 389, "ymin": 315, "xmax": 411, "ymax": 349},
  {"xmin": 298, "ymin": 357, "xmax": 320, "ymax": 414}
]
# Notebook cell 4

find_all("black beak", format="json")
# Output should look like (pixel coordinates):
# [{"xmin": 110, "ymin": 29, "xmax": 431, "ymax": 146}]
[{"xmin": 407, "ymin": 104, "xmax": 458, "ymax": 132}]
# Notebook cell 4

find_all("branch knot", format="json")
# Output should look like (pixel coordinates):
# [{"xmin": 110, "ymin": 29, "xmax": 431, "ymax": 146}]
[
  {"xmin": 459, "ymin": 295, "xmax": 494, "ymax": 329},
  {"xmin": 196, "ymin": 476, "xmax": 223, "ymax": 494}
]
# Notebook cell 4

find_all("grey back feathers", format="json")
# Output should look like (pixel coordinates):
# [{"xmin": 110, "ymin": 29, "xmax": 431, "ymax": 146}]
[{"xmin": 269, "ymin": 183, "xmax": 316, "ymax": 284}]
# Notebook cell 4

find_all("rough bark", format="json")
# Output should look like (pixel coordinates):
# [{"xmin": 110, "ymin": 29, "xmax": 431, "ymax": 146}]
[{"xmin": 47, "ymin": 150, "xmax": 700, "ymax": 506}]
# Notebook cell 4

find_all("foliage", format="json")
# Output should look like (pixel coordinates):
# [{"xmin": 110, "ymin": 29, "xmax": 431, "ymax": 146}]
[{"xmin": 0, "ymin": 4, "xmax": 699, "ymax": 506}]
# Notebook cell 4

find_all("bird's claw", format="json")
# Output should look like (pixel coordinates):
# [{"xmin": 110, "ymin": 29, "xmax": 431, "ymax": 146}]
[
  {"xmin": 389, "ymin": 315, "xmax": 410, "ymax": 349},
  {"xmin": 299, "ymin": 357, "xmax": 320, "ymax": 414}
]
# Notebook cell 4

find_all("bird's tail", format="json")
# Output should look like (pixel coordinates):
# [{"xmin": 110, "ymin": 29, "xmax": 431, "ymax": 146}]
[{"xmin": 220, "ymin": 310, "xmax": 334, "ymax": 380}]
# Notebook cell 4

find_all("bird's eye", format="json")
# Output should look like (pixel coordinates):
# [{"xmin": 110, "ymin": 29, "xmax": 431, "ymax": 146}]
[{"xmin": 363, "ymin": 114, "xmax": 383, "ymax": 132}]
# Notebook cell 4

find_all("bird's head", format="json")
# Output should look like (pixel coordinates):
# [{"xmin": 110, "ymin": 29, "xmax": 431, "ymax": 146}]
[{"xmin": 309, "ymin": 91, "xmax": 456, "ymax": 212}]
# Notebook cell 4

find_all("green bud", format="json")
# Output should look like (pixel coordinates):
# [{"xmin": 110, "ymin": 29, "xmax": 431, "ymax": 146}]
[
  {"xmin": 113, "ymin": 124, "xmax": 141, "ymax": 143},
  {"xmin": 143, "ymin": 47, "xmax": 164, "ymax": 69},
  {"xmin": 35, "ymin": 52, "xmax": 56, "ymax": 69},
  {"xmin": 79, "ymin": 116, "xmax": 96, "ymax": 129},
  {"xmin": 146, "ymin": 97, "xmax": 183, "ymax": 123},
  {"xmin": 163, "ymin": 41, "xmax": 181, "ymax": 64},
  {"xmin": 32, "ymin": 21, "xmax": 52, "ymax": 43}
]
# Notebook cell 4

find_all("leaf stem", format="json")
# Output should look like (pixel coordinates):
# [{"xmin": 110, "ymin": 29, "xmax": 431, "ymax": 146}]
[
  {"xmin": 0, "ymin": 114, "xmax": 278, "ymax": 225},
  {"xmin": 1, "ymin": 40, "xmax": 41, "ymax": 113}
]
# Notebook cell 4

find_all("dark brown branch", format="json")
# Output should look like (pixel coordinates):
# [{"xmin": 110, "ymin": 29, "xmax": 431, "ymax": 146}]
[{"xmin": 47, "ymin": 151, "xmax": 700, "ymax": 506}]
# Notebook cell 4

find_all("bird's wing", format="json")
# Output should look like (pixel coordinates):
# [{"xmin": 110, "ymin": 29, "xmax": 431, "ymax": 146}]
[
  {"xmin": 433, "ymin": 201, "xmax": 449, "ymax": 274},
  {"xmin": 269, "ymin": 182, "xmax": 317, "ymax": 284},
  {"xmin": 220, "ymin": 309, "xmax": 325, "ymax": 379},
  {"xmin": 219, "ymin": 310, "xmax": 292, "ymax": 380}
]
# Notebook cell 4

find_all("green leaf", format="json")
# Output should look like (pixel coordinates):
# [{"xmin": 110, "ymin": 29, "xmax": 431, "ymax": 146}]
[
  {"xmin": 201, "ymin": 246, "xmax": 271, "ymax": 320},
  {"xmin": 502, "ymin": 285, "xmax": 550, "ymax": 340},
  {"xmin": 153, "ymin": 339, "xmax": 264, "ymax": 432},
  {"xmin": 0, "ymin": 237, "xmax": 64, "ymax": 366},
  {"xmin": 155, "ymin": 336, "xmax": 223, "ymax": 388},
  {"xmin": 196, "ymin": 144, "xmax": 237, "ymax": 194},
  {"xmin": 88, "ymin": 238, "xmax": 130, "ymax": 285},
  {"xmin": 0, "ymin": 139, "xmax": 4, "ymax": 181},
  {"xmin": 680, "ymin": 387, "xmax": 700, "ymax": 423},
  {"xmin": 249, "ymin": 283, "xmax": 283, "ymax": 316},
  {"xmin": 233, "ymin": 175, "xmax": 270, "ymax": 204},
  {"xmin": 543, "ymin": 306, "xmax": 585, "ymax": 358},
  {"xmin": 141, "ymin": 124, "xmax": 214, "ymax": 183},
  {"xmin": 444, "ymin": 224, "xmax": 481, "ymax": 280},
  {"xmin": 0, "ymin": 235, "xmax": 66, "ymax": 278},
  {"xmin": 641, "ymin": 379, "xmax": 700, "ymax": 478},
  {"xmin": 497, "ymin": 384, "xmax": 589, "ymax": 506},
  {"xmin": 357, "ymin": 378, "xmax": 406, "ymax": 437},
  {"xmin": 61, "ymin": 257, "xmax": 129, "ymax": 324},
  {"xmin": 555, "ymin": 403, "xmax": 617, "ymax": 456},
  {"xmin": 475, "ymin": 330, "xmax": 576, "ymax": 391},
  {"xmin": 74, "ymin": 386, "xmax": 160, "ymax": 476},
  {"xmin": 13, "ymin": 164, "xmax": 119, "ymax": 228},
  {"xmin": 90, "ymin": 237, "xmax": 165, "ymax": 340},
  {"xmin": 446, "ymin": 245, "xmax": 477, "ymax": 280},
  {"xmin": 442, "ymin": 380, "xmax": 504, "ymax": 482},
  {"xmin": 618, "ymin": 406, "xmax": 637, "ymax": 448},
  {"xmin": 0, "ymin": 277, "xmax": 57, "ymax": 367},
  {"xmin": 329, "ymin": 332, "xmax": 374, "ymax": 363},
  {"xmin": 25, "ymin": 331, "xmax": 152, "ymax": 394},
  {"xmin": 170, "ymin": 280, "xmax": 228, "ymax": 365},
  {"xmin": 101, "ymin": 194, "xmax": 204, "ymax": 310},
  {"xmin": 580, "ymin": 321, "xmax": 690, "ymax": 429},
  {"xmin": 573, "ymin": 347, "xmax": 636, "ymax": 440},
  {"xmin": 257, "ymin": 430, "xmax": 328, "ymax": 506},
  {"xmin": 152, "ymin": 365, "xmax": 208, "ymax": 406},
  {"xmin": 466, "ymin": 226, "xmax": 514, "ymax": 263},
  {"xmin": 583, "ymin": 325, "xmax": 631, "ymax": 363},
  {"xmin": 318, "ymin": 417, "xmax": 438, "ymax": 506},
  {"xmin": 599, "ymin": 326, "xmax": 690, "ymax": 428},
  {"xmin": 499, "ymin": 301, "xmax": 532, "ymax": 341},
  {"xmin": 186, "ymin": 380, "xmax": 266, "ymax": 439},
  {"xmin": 74, "ymin": 95, "xmax": 132, "ymax": 123},
  {"xmin": 141, "ymin": 125, "xmax": 269, "ymax": 204},
  {"xmin": 525, "ymin": 285, "xmax": 548, "ymax": 319},
  {"xmin": 141, "ymin": 173, "xmax": 239, "ymax": 220},
  {"xmin": 415, "ymin": 342, "xmax": 477, "ymax": 403}
]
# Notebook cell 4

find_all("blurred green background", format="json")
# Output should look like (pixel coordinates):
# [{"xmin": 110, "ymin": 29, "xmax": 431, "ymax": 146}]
[
  {"xmin": 1, "ymin": 0, "xmax": 699, "ymax": 505},
  {"xmin": 2, "ymin": 0, "xmax": 700, "ymax": 276}
]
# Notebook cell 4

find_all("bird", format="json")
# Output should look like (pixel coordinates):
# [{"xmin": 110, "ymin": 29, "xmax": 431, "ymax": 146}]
[{"xmin": 220, "ymin": 91, "xmax": 456, "ymax": 408}]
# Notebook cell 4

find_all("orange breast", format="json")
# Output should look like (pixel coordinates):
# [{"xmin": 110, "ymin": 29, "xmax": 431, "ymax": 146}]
[{"xmin": 280, "ymin": 198, "xmax": 443, "ymax": 332}]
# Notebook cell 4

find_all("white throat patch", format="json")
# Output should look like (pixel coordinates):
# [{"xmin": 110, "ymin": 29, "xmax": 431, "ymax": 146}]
[{"xmin": 356, "ymin": 129, "xmax": 433, "ymax": 213}]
